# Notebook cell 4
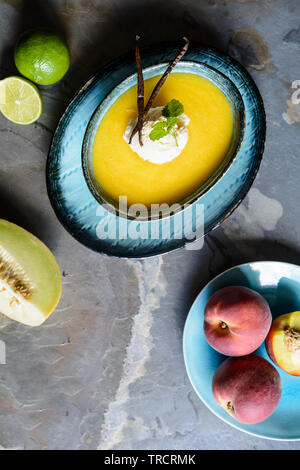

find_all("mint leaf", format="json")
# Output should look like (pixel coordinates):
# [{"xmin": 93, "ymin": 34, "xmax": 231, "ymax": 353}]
[
  {"xmin": 152, "ymin": 121, "xmax": 168, "ymax": 129},
  {"xmin": 149, "ymin": 100, "xmax": 184, "ymax": 144},
  {"xmin": 162, "ymin": 99, "xmax": 184, "ymax": 118},
  {"xmin": 149, "ymin": 126, "xmax": 168, "ymax": 141},
  {"xmin": 166, "ymin": 116, "xmax": 178, "ymax": 132}
]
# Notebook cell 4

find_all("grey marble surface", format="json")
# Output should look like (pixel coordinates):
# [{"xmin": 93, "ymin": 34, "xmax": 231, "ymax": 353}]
[{"xmin": 0, "ymin": 0, "xmax": 299, "ymax": 450}]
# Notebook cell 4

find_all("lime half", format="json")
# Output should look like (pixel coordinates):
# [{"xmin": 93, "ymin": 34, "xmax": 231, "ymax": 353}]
[{"xmin": 0, "ymin": 76, "xmax": 42, "ymax": 125}]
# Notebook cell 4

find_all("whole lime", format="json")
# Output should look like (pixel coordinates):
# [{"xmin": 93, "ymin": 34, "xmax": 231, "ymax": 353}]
[{"xmin": 14, "ymin": 29, "xmax": 70, "ymax": 85}]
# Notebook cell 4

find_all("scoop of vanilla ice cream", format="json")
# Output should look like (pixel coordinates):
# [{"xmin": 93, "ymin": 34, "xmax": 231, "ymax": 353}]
[{"xmin": 123, "ymin": 106, "xmax": 190, "ymax": 164}]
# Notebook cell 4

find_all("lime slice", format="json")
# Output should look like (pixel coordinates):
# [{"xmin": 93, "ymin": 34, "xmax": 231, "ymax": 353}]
[{"xmin": 0, "ymin": 76, "xmax": 42, "ymax": 125}]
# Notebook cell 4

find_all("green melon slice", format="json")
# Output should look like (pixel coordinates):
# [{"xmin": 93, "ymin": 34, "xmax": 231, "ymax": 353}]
[{"xmin": 0, "ymin": 219, "xmax": 61, "ymax": 326}]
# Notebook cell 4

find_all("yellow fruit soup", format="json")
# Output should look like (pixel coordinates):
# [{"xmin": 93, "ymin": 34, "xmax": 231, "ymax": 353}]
[{"xmin": 92, "ymin": 73, "xmax": 233, "ymax": 208}]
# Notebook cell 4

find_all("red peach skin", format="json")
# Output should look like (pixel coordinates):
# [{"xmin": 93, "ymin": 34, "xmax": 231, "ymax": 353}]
[
  {"xmin": 204, "ymin": 286, "xmax": 272, "ymax": 356},
  {"xmin": 213, "ymin": 354, "xmax": 282, "ymax": 424}
]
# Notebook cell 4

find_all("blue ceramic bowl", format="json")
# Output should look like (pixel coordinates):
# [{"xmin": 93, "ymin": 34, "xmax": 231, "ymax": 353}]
[
  {"xmin": 47, "ymin": 44, "xmax": 265, "ymax": 258},
  {"xmin": 183, "ymin": 261, "xmax": 300, "ymax": 440},
  {"xmin": 82, "ymin": 61, "xmax": 245, "ymax": 221}
]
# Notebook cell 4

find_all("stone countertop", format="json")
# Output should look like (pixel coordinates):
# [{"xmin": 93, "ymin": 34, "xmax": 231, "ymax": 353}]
[{"xmin": 0, "ymin": 0, "xmax": 299, "ymax": 450}]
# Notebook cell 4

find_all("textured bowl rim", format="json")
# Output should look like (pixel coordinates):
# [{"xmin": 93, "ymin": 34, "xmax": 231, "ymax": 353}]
[
  {"xmin": 183, "ymin": 260, "xmax": 300, "ymax": 441},
  {"xmin": 81, "ymin": 60, "xmax": 246, "ymax": 222}
]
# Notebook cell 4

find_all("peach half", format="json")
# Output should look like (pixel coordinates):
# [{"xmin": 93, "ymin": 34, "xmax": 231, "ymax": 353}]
[
  {"xmin": 266, "ymin": 311, "xmax": 300, "ymax": 376},
  {"xmin": 204, "ymin": 286, "xmax": 272, "ymax": 356}
]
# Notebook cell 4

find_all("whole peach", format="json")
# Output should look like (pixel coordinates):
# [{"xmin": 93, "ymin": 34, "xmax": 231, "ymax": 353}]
[
  {"xmin": 212, "ymin": 354, "xmax": 282, "ymax": 424},
  {"xmin": 204, "ymin": 286, "xmax": 272, "ymax": 356}
]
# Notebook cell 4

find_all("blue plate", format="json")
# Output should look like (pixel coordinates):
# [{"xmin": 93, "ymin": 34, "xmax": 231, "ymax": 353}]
[
  {"xmin": 183, "ymin": 261, "xmax": 300, "ymax": 440},
  {"xmin": 47, "ymin": 44, "xmax": 265, "ymax": 258}
]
